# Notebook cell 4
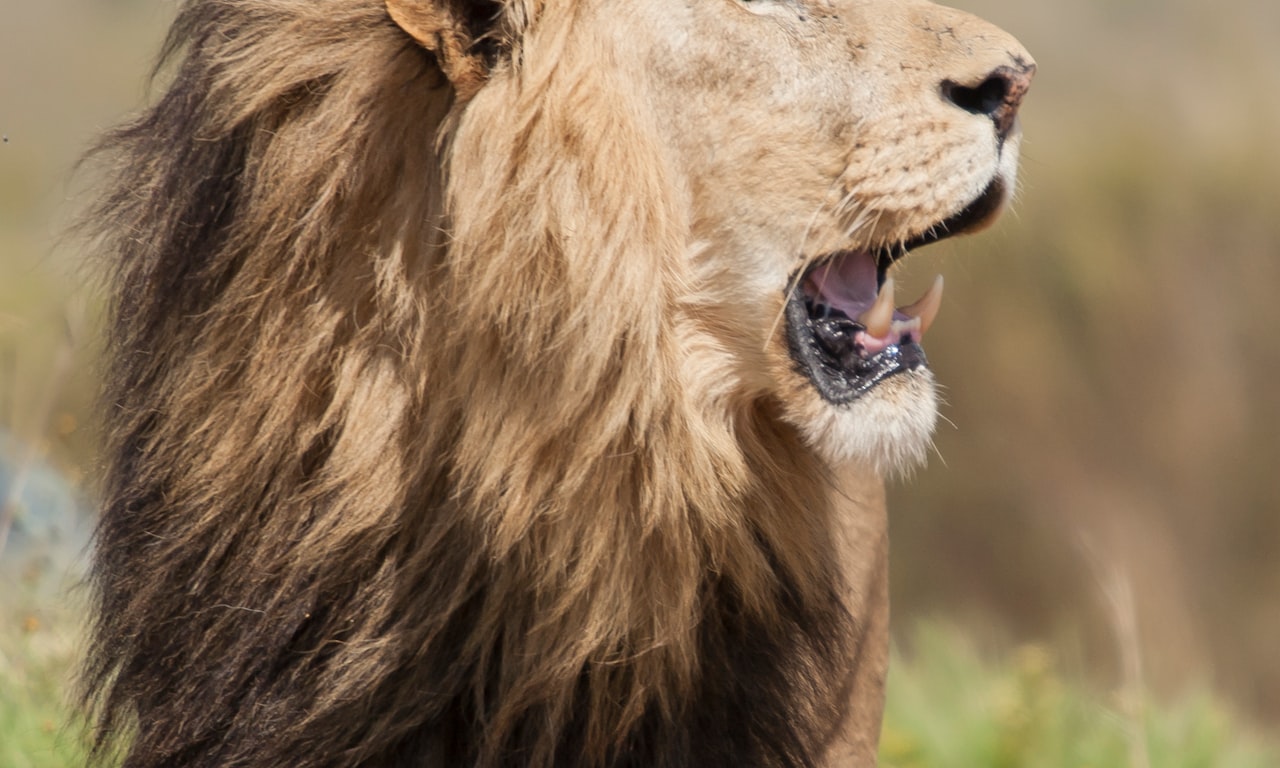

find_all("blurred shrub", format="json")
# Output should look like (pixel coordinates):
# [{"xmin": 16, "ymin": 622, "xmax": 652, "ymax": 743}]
[{"xmin": 881, "ymin": 623, "xmax": 1279, "ymax": 768}]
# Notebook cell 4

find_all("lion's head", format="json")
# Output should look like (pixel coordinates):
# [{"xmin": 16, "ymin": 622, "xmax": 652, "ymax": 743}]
[
  {"xmin": 395, "ymin": 0, "xmax": 1032, "ymax": 473},
  {"xmin": 84, "ymin": 1, "xmax": 1032, "ymax": 766}
]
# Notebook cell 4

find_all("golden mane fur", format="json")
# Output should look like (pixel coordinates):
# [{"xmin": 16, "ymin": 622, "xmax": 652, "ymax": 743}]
[{"xmin": 82, "ymin": 1, "xmax": 1033, "ymax": 766}]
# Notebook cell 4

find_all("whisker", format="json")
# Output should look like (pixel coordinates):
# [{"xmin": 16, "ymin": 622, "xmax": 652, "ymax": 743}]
[{"xmin": 764, "ymin": 178, "xmax": 846, "ymax": 348}]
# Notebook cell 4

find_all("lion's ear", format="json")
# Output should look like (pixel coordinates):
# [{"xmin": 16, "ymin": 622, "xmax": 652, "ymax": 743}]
[{"xmin": 386, "ymin": 0, "xmax": 503, "ymax": 100}]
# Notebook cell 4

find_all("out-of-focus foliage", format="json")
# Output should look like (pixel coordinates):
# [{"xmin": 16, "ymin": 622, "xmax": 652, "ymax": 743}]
[
  {"xmin": 0, "ymin": 583, "xmax": 89, "ymax": 768},
  {"xmin": 880, "ymin": 623, "xmax": 1279, "ymax": 768}
]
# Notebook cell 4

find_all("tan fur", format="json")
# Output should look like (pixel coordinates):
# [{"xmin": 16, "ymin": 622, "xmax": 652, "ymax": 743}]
[{"xmin": 82, "ymin": 1, "xmax": 1031, "ymax": 766}]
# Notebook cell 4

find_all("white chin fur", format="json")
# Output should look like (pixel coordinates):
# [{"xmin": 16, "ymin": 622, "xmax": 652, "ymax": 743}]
[{"xmin": 799, "ymin": 370, "xmax": 938, "ymax": 476}]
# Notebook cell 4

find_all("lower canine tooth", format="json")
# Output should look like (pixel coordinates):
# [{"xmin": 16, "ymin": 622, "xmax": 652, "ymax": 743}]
[
  {"xmin": 898, "ymin": 275, "xmax": 944, "ymax": 335},
  {"xmin": 858, "ymin": 277, "xmax": 895, "ymax": 337}
]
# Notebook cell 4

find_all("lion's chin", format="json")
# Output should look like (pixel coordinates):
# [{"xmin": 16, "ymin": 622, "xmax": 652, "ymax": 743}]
[{"xmin": 792, "ymin": 369, "xmax": 938, "ymax": 476}]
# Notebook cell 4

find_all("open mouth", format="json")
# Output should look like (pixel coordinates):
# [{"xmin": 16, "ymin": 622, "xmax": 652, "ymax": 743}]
[{"xmin": 785, "ymin": 179, "xmax": 1007, "ymax": 404}]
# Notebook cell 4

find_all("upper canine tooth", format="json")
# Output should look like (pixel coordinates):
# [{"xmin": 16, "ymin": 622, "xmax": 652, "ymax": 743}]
[
  {"xmin": 898, "ymin": 275, "xmax": 944, "ymax": 335},
  {"xmin": 858, "ymin": 277, "xmax": 895, "ymax": 337}
]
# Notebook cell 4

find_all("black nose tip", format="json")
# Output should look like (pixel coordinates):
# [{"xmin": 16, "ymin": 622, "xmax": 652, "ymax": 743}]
[{"xmin": 942, "ymin": 62, "xmax": 1036, "ymax": 142}]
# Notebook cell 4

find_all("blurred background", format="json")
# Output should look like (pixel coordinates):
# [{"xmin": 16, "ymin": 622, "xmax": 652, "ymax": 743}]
[
  {"xmin": 887, "ymin": 0, "xmax": 1280, "ymax": 729},
  {"xmin": 2, "ymin": 0, "xmax": 1278, "ymax": 761}
]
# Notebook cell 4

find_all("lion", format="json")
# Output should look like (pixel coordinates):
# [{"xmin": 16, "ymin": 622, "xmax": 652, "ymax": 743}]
[{"xmin": 80, "ymin": 1, "xmax": 1033, "ymax": 766}]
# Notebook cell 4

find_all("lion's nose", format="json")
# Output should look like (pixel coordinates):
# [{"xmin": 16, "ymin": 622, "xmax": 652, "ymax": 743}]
[{"xmin": 941, "ymin": 62, "xmax": 1036, "ymax": 142}]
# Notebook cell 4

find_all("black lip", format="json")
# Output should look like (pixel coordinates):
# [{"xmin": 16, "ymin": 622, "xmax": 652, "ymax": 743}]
[{"xmin": 784, "ymin": 293, "xmax": 928, "ymax": 405}]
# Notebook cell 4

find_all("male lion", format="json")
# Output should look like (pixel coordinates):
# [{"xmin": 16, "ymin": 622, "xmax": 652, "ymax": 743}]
[{"xmin": 82, "ymin": 1, "xmax": 1032, "ymax": 766}]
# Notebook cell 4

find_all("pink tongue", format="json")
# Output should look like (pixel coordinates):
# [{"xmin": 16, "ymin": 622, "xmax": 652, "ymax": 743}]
[{"xmin": 806, "ymin": 251, "xmax": 879, "ymax": 312}]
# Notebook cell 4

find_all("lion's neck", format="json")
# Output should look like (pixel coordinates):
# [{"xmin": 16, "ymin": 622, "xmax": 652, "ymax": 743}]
[{"xmin": 419, "ymin": 381, "xmax": 884, "ymax": 764}]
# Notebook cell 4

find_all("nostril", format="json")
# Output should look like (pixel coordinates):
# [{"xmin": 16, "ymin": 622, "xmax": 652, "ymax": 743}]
[
  {"xmin": 942, "ymin": 76, "xmax": 1009, "ymax": 119},
  {"xmin": 941, "ymin": 64, "xmax": 1034, "ymax": 142}
]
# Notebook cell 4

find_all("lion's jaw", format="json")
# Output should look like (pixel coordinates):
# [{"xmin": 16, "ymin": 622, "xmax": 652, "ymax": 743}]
[{"xmin": 609, "ymin": 0, "xmax": 1035, "ymax": 474}]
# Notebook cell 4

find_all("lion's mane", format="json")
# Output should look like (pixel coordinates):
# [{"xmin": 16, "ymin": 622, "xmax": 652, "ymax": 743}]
[{"xmin": 83, "ymin": 2, "xmax": 863, "ymax": 767}]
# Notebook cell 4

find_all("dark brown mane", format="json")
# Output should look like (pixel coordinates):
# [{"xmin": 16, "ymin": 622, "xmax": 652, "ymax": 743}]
[{"xmin": 81, "ymin": 2, "xmax": 862, "ymax": 766}]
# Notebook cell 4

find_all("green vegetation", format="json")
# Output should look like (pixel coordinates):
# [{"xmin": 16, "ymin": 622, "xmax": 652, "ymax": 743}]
[
  {"xmin": 0, "ymin": 588, "xmax": 89, "ymax": 768},
  {"xmin": 3, "ymin": 593, "xmax": 1275, "ymax": 767},
  {"xmin": 880, "ymin": 624, "xmax": 1278, "ymax": 768}
]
